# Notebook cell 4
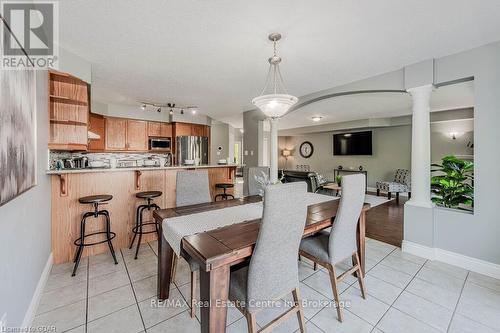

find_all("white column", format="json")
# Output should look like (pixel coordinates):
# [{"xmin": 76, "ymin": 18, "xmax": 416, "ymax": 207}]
[
  {"xmin": 269, "ymin": 118, "xmax": 278, "ymax": 184},
  {"xmin": 407, "ymin": 84, "xmax": 433, "ymax": 207}
]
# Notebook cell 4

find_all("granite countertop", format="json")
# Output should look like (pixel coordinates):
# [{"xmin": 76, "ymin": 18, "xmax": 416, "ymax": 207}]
[{"xmin": 46, "ymin": 164, "xmax": 241, "ymax": 175}]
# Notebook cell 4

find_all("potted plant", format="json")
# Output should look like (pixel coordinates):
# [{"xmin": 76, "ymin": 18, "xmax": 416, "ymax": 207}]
[
  {"xmin": 431, "ymin": 155, "xmax": 474, "ymax": 210},
  {"xmin": 336, "ymin": 175, "xmax": 342, "ymax": 186}
]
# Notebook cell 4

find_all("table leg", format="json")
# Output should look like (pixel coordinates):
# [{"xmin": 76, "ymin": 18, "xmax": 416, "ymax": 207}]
[
  {"xmin": 157, "ymin": 230, "xmax": 173, "ymax": 300},
  {"xmin": 356, "ymin": 211, "xmax": 366, "ymax": 274},
  {"xmin": 200, "ymin": 265, "xmax": 230, "ymax": 333}
]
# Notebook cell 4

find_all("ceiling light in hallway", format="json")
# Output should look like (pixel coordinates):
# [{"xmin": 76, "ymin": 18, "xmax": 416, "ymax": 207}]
[{"xmin": 312, "ymin": 116, "xmax": 322, "ymax": 122}]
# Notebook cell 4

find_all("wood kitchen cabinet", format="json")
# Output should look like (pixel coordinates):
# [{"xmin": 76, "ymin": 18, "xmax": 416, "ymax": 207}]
[
  {"xmin": 160, "ymin": 123, "xmax": 172, "ymax": 137},
  {"xmin": 88, "ymin": 113, "xmax": 105, "ymax": 151},
  {"xmin": 48, "ymin": 70, "xmax": 90, "ymax": 151},
  {"xmin": 147, "ymin": 122, "xmax": 161, "ymax": 137},
  {"xmin": 173, "ymin": 122, "xmax": 209, "ymax": 137},
  {"xmin": 126, "ymin": 120, "xmax": 148, "ymax": 151},
  {"xmin": 105, "ymin": 117, "xmax": 127, "ymax": 150},
  {"xmin": 106, "ymin": 117, "xmax": 148, "ymax": 151}
]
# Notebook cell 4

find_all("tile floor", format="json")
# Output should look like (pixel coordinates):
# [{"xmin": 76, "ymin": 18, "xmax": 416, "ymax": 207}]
[{"xmin": 32, "ymin": 238, "xmax": 500, "ymax": 333}]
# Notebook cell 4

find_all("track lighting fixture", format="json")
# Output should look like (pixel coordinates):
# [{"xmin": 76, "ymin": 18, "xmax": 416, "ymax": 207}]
[{"xmin": 139, "ymin": 102, "xmax": 199, "ymax": 116}]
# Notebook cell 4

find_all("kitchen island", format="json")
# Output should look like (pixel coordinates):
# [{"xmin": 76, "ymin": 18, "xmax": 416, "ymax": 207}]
[{"xmin": 49, "ymin": 165, "xmax": 237, "ymax": 264}]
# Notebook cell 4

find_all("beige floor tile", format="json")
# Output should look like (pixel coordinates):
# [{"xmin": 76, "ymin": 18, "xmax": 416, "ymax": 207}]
[
  {"xmin": 32, "ymin": 299, "xmax": 86, "ymax": 333},
  {"xmin": 138, "ymin": 289, "xmax": 188, "ymax": 328},
  {"xmin": 302, "ymin": 270, "xmax": 350, "ymax": 300},
  {"xmin": 406, "ymin": 277, "xmax": 461, "ymax": 309},
  {"xmin": 377, "ymin": 308, "xmax": 440, "ymax": 333},
  {"xmin": 311, "ymin": 306, "xmax": 373, "ymax": 333},
  {"xmin": 281, "ymin": 282, "xmax": 330, "ymax": 319},
  {"xmin": 367, "ymin": 264, "xmax": 413, "ymax": 289},
  {"xmin": 467, "ymin": 271, "xmax": 500, "ymax": 293},
  {"xmin": 456, "ymin": 282, "xmax": 500, "ymax": 329},
  {"xmin": 416, "ymin": 266, "xmax": 466, "ymax": 293},
  {"xmin": 342, "ymin": 286, "xmax": 390, "ymax": 325},
  {"xmin": 37, "ymin": 281, "xmax": 87, "ymax": 314},
  {"xmin": 424, "ymin": 260, "xmax": 468, "ymax": 280},
  {"xmin": 88, "ymin": 269, "xmax": 130, "ymax": 297},
  {"xmin": 127, "ymin": 260, "xmax": 158, "ymax": 282},
  {"xmin": 352, "ymin": 275, "xmax": 403, "ymax": 305},
  {"xmin": 87, "ymin": 284, "xmax": 136, "ymax": 322},
  {"xmin": 388, "ymin": 248, "xmax": 426, "ymax": 265},
  {"xmin": 87, "ymin": 304, "xmax": 144, "ymax": 333},
  {"xmin": 379, "ymin": 254, "xmax": 422, "ymax": 276},
  {"xmin": 147, "ymin": 311, "xmax": 200, "ymax": 333},
  {"xmin": 133, "ymin": 275, "xmax": 159, "ymax": 302},
  {"xmin": 393, "ymin": 291, "xmax": 453, "ymax": 331},
  {"xmin": 448, "ymin": 313, "xmax": 499, "ymax": 333}
]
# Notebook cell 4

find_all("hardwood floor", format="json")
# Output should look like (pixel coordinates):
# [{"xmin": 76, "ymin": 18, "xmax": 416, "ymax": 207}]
[{"xmin": 365, "ymin": 192, "xmax": 406, "ymax": 247}]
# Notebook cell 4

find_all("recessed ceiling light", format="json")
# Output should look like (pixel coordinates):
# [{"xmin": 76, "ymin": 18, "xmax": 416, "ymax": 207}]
[{"xmin": 312, "ymin": 116, "xmax": 322, "ymax": 122}]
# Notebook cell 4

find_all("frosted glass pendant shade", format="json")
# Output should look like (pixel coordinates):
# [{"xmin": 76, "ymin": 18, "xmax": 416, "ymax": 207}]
[{"xmin": 252, "ymin": 93, "xmax": 298, "ymax": 118}]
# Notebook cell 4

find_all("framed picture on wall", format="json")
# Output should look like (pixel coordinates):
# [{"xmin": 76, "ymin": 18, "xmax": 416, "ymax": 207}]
[{"xmin": 0, "ymin": 17, "xmax": 37, "ymax": 207}]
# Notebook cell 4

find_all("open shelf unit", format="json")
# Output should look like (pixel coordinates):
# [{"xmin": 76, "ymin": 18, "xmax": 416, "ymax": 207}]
[{"xmin": 48, "ymin": 69, "xmax": 90, "ymax": 151}]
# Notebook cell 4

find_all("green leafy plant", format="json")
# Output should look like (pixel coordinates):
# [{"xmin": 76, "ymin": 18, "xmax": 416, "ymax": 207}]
[
  {"xmin": 431, "ymin": 155, "xmax": 474, "ymax": 210},
  {"xmin": 336, "ymin": 175, "xmax": 342, "ymax": 186}
]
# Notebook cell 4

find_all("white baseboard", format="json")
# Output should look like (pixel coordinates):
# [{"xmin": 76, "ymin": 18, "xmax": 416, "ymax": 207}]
[
  {"xmin": 21, "ymin": 252, "xmax": 53, "ymax": 328},
  {"xmin": 402, "ymin": 241, "xmax": 500, "ymax": 280}
]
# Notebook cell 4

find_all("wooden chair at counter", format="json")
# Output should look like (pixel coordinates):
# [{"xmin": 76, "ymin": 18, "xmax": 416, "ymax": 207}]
[
  {"xmin": 72, "ymin": 194, "xmax": 118, "ymax": 276},
  {"xmin": 129, "ymin": 191, "xmax": 162, "ymax": 259},
  {"xmin": 172, "ymin": 170, "xmax": 211, "ymax": 318}
]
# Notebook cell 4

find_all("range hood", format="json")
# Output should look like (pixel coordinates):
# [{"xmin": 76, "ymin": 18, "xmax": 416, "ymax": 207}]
[{"xmin": 88, "ymin": 130, "xmax": 101, "ymax": 140}]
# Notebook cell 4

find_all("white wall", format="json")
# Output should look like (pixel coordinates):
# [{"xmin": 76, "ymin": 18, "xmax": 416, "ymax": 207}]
[
  {"xmin": 57, "ymin": 47, "xmax": 92, "ymax": 83},
  {"xmin": 0, "ymin": 71, "xmax": 51, "ymax": 327},
  {"xmin": 91, "ymin": 101, "xmax": 170, "ymax": 122},
  {"xmin": 280, "ymin": 123, "xmax": 472, "ymax": 187}
]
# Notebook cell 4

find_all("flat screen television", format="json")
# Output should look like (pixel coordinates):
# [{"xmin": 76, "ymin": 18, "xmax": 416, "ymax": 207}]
[{"xmin": 333, "ymin": 131, "xmax": 372, "ymax": 155}]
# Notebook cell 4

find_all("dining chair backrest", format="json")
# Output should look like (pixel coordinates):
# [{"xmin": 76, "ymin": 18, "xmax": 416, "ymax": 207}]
[
  {"xmin": 176, "ymin": 170, "xmax": 211, "ymax": 207},
  {"xmin": 247, "ymin": 182, "xmax": 308, "ymax": 312},
  {"xmin": 247, "ymin": 167, "xmax": 270, "ymax": 196},
  {"xmin": 328, "ymin": 174, "xmax": 365, "ymax": 264}
]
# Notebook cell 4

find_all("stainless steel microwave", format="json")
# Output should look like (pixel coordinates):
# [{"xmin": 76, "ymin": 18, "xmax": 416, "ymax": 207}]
[{"xmin": 149, "ymin": 137, "xmax": 171, "ymax": 151}]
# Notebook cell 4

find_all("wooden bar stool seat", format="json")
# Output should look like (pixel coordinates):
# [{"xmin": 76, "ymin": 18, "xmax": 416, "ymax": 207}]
[
  {"xmin": 214, "ymin": 183, "xmax": 234, "ymax": 201},
  {"xmin": 129, "ymin": 190, "xmax": 162, "ymax": 259}
]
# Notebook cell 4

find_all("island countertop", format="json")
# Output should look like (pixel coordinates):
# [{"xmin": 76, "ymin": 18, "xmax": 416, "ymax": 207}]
[{"xmin": 46, "ymin": 164, "xmax": 240, "ymax": 175}]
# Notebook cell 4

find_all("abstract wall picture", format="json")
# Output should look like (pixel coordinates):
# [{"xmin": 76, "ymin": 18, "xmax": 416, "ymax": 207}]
[{"xmin": 0, "ymin": 21, "xmax": 37, "ymax": 206}]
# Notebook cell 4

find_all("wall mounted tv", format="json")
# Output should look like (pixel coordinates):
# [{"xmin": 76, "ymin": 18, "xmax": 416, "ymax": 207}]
[{"xmin": 333, "ymin": 131, "xmax": 372, "ymax": 155}]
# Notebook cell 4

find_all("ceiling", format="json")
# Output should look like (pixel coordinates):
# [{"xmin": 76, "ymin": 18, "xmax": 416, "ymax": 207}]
[
  {"xmin": 278, "ymin": 80, "xmax": 474, "ymax": 130},
  {"xmin": 59, "ymin": 1, "xmax": 500, "ymax": 128}
]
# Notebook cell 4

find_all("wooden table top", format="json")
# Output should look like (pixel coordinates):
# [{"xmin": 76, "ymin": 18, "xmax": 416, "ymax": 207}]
[
  {"xmin": 323, "ymin": 183, "xmax": 341, "ymax": 190},
  {"xmin": 154, "ymin": 195, "xmax": 370, "ymax": 272}
]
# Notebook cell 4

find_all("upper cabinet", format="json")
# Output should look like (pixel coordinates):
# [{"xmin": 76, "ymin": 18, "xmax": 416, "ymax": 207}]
[
  {"xmin": 48, "ymin": 70, "xmax": 90, "ymax": 151},
  {"xmin": 88, "ymin": 113, "xmax": 105, "ymax": 151},
  {"xmin": 147, "ymin": 122, "xmax": 172, "ymax": 138},
  {"xmin": 173, "ymin": 123, "xmax": 209, "ymax": 138},
  {"xmin": 105, "ymin": 117, "xmax": 128, "ymax": 150},
  {"xmin": 126, "ymin": 120, "xmax": 148, "ymax": 151}
]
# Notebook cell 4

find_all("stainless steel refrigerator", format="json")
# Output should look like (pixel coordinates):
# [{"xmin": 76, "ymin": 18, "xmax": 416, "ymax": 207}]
[{"xmin": 176, "ymin": 136, "xmax": 209, "ymax": 165}]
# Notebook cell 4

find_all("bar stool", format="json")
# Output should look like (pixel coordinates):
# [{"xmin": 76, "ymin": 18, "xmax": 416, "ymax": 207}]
[
  {"xmin": 129, "ymin": 191, "xmax": 162, "ymax": 259},
  {"xmin": 72, "ymin": 194, "xmax": 117, "ymax": 276},
  {"xmin": 214, "ymin": 183, "xmax": 234, "ymax": 201}
]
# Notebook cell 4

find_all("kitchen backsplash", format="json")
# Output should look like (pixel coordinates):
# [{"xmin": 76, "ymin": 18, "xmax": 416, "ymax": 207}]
[{"xmin": 48, "ymin": 151, "xmax": 172, "ymax": 169}]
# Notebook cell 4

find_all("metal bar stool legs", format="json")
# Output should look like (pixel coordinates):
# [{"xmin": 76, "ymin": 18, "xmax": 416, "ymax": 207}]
[
  {"xmin": 72, "ymin": 196, "xmax": 117, "ymax": 277},
  {"xmin": 130, "ymin": 191, "xmax": 162, "ymax": 259}
]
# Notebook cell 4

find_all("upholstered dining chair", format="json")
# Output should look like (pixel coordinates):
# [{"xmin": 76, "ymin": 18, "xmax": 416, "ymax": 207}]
[
  {"xmin": 229, "ymin": 182, "xmax": 308, "ymax": 333},
  {"xmin": 247, "ymin": 166, "xmax": 270, "ymax": 196},
  {"xmin": 173, "ymin": 170, "xmax": 211, "ymax": 317},
  {"xmin": 299, "ymin": 174, "xmax": 367, "ymax": 322}
]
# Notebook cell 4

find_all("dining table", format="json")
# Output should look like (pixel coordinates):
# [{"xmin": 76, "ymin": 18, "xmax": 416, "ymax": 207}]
[{"xmin": 153, "ymin": 194, "xmax": 370, "ymax": 333}]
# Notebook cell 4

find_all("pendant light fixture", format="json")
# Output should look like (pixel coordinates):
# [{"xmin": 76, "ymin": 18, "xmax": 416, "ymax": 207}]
[
  {"xmin": 252, "ymin": 33, "xmax": 298, "ymax": 118},
  {"xmin": 252, "ymin": 33, "xmax": 298, "ymax": 183}
]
